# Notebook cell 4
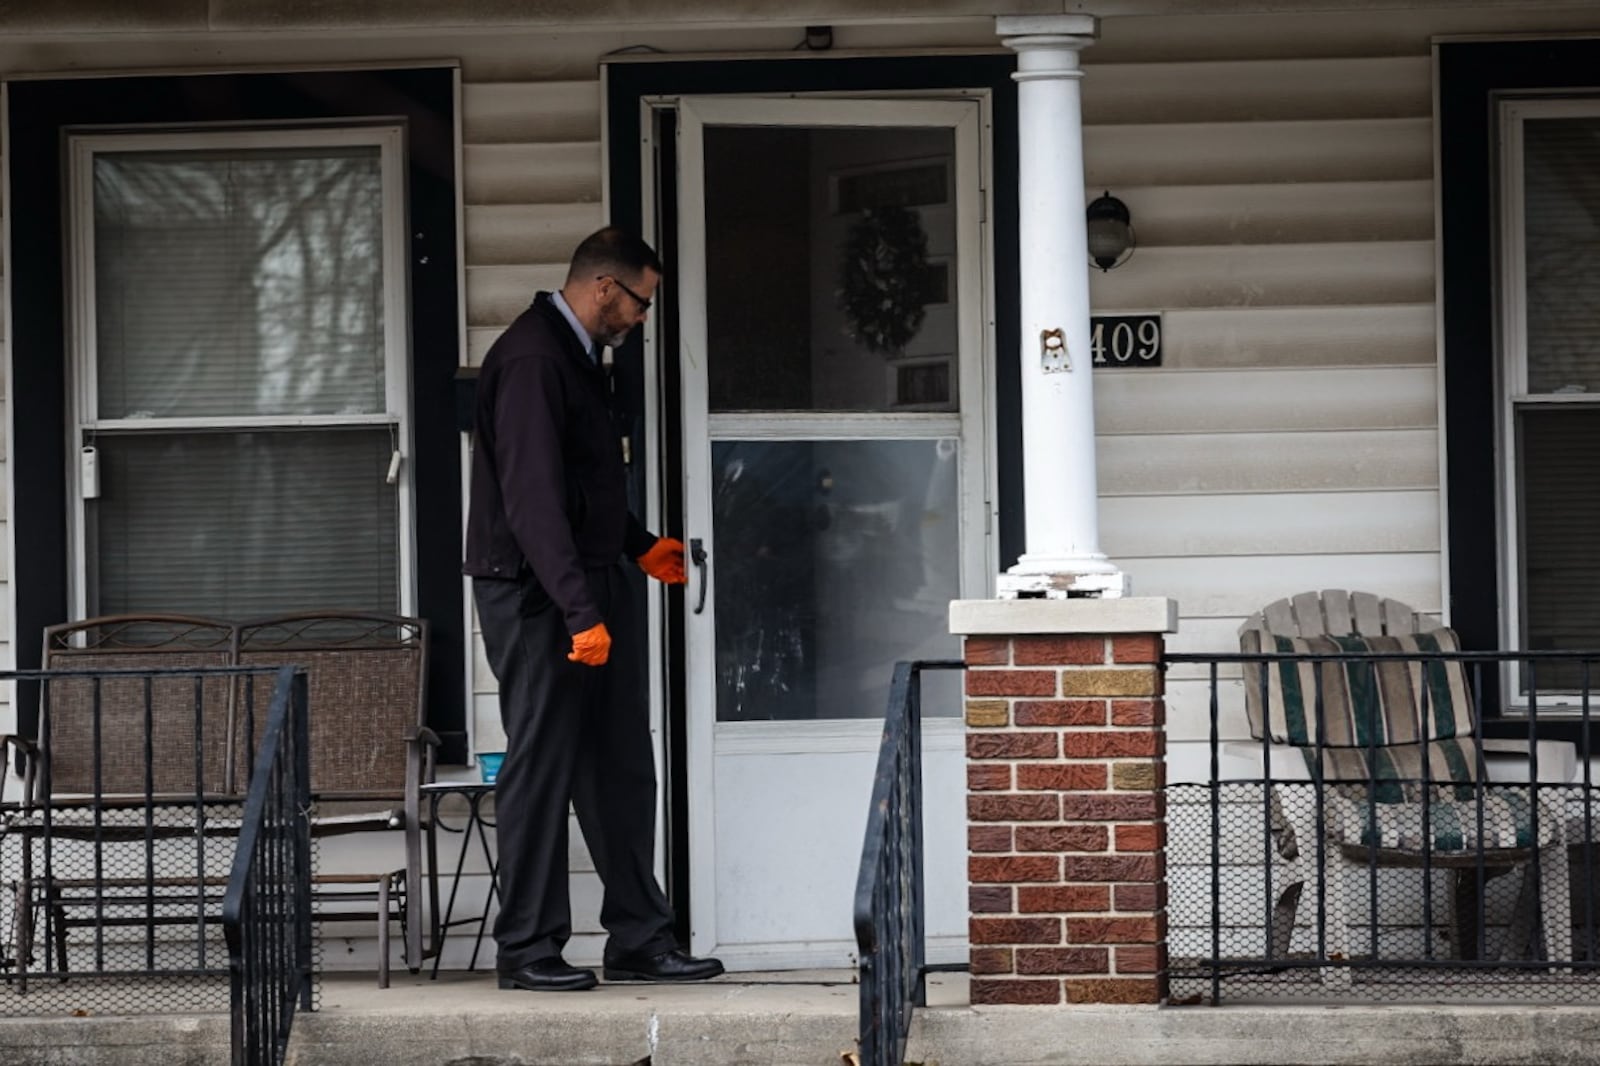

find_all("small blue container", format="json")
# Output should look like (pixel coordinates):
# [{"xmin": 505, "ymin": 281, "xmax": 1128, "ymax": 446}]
[{"xmin": 478, "ymin": 751, "xmax": 505, "ymax": 784}]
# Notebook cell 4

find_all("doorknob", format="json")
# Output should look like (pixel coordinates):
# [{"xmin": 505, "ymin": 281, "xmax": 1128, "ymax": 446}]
[{"xmin": 689, "ymin": 538, "xmax": 708, "ymax": 615}]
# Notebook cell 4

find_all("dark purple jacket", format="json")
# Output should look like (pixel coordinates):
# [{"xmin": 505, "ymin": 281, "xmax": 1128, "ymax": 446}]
[{"xmin": 463, "ymin": 293, "xmax": 655, "ymax": 634}]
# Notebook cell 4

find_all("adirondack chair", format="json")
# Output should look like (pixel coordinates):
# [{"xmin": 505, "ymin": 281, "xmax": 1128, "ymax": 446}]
[{"xmin": 1239, "ymin": 589, "xmax": 1571, "ymax": 984}]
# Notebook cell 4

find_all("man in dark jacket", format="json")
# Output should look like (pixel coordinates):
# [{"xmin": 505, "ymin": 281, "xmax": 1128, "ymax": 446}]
[{"xmin": 464, "ymin": 227, "xmax": 723, "ymax": 992}]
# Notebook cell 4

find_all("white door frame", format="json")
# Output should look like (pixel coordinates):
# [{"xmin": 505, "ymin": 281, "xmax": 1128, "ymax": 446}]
[{"xmin": 662, "ymin": 94, "xmax": 993, "ymax": 963}]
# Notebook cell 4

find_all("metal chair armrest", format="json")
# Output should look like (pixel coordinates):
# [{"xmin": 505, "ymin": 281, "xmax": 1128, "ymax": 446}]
[
  {"xmin": 1480, "ymin": 737, "xmax": 1577, "ymax": 784},
  {"xmin": 0, "ymin": 735, "xmax": 38, "ymax": 755},
  {"xmin": 1221, "ymin": 740, "xmax": 1314, "ymax": 781},
  {"xmin": 405, "ymin": 726, "xmax": 441, "ymax": 748},
  {"xmin": 0, "ymin": 734, "xmax": 41, "ymax": 806}
]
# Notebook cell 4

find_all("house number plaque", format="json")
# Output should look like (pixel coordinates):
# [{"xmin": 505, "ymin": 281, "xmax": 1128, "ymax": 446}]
[{"xmin": 1091, "ymin": 314, "xmax": 1162, "ymax": 367}]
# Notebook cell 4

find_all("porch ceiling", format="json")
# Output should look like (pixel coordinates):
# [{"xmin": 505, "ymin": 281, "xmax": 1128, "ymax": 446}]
[{"xmin": 3, "ymin": 0, "xmax": 1599, "ymax": 38}]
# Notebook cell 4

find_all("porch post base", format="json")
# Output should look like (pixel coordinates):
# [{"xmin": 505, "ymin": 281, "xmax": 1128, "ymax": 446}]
[
  {"xmin": 997, "ymin": 570, "xmax": 1130, "ymax": 600},
  {"xmin": 952, "ymin": 596, "xmax": 1176, "ymax": 1006}
]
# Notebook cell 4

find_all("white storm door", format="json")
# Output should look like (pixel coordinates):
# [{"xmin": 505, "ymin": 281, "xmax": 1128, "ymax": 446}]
[{"xmin": 676, "ymin": 95, "xmax": 989, "ymax": 970}]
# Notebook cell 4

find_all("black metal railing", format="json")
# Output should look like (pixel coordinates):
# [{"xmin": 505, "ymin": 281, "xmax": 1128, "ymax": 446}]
[
  {"xmin": 854, "ymin": 658, "xmax": 965, "ymax": 1066},
  {"xmin": 224, "ymin": 666, "xmax": 313, "ymax": 1066},
  {"xmin": 0, "ymin": 665, "xmax": 294, "ymax": 1015},
  {"xmin": 1165, "ymin": 646, "xmax": 1600, "ymax": 1004}
]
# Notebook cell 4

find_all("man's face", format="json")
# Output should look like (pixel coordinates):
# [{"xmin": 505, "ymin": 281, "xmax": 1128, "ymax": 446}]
[{"xmin": 594, "ymin": 268, "xmax": 659, "ymax": 349}]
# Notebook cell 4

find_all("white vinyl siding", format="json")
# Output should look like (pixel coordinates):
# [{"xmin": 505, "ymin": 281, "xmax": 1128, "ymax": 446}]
[
  {"xmin": 1083, "ymin": 51, "xmax": 1439, "ymax": 757},
  {"xmin": 459, "ymin": 72, "xmax": 608, "ymax": 956},
  {"xmin": 1081, "ymin": 38, "xmax": 1441, "ymax": 962},
  {"xmin": 456, "ymin": 77, "xmax": 603, "ymax": 712}
]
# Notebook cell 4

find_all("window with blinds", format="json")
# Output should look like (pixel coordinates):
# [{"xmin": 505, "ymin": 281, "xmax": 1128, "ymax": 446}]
[
  {"xmin": 1500, "ymin": 101, "xmax": 1600, "ymax": 701},
  {"xmin": 69, "ymin": 128, "xmax": 410, "ymax": 620}
]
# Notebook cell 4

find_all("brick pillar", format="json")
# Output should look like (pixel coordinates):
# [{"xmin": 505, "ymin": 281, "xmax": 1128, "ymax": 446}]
[{"xmin": 950, "ymin": 598, "xmax": 1177, "ymax": 1006}]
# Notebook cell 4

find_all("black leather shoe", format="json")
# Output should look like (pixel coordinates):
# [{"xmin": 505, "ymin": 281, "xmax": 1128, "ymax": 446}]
[
  {"xmin": 496, "ymin": 957, "xmax": 598, "ymax": 992},
  {"xmin": 603, "ymin": 947, "xmax": 725, "ymax": 983}
]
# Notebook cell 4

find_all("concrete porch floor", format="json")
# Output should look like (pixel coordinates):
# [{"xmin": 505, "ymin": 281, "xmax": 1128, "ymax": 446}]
[
  {"xmin": 9, "ymin": 967, "xmax": 1600, "ymax": 1065},
  {"xmin": 299, "ymin": 967, "xmax": 934, "ymax": 1066}
]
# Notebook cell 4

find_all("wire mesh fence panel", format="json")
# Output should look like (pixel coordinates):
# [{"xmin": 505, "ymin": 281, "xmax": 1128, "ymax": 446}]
[
  {"xmin": 1168, "ymin": 641, "xmax": 1600, "ymax": 1006},
  {"xmin": 1167, "ymin": 784, "xmax": 1600, "ymax": 1004},
  {"xmin": 0, "ymin": 665, "xmax": 320, "ymax": 1019}
]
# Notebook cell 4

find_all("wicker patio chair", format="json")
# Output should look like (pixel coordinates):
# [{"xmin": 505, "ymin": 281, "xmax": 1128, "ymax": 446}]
[
  {"xmin": 235, "ymin": 610, "xmax": 436, "ymax": 988},
  {"xmin": 3, "ymin": 615, "xmax": 240, "ymax": 983},
  {"xmin": 36, "ymin": 613, "xmax": 238, "ymax": 799}
]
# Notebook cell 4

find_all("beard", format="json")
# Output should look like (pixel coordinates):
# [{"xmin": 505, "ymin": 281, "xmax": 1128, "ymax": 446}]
[
  {"xmin": 595, "ymin": 326, "xmax": 631, "ymax": 349},
  {"xmin": 595, "ymin": 305, "xmax": 637, "ymax": 349}
]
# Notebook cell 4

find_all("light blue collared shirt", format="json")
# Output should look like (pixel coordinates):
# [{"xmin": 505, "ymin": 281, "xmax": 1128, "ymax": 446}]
[{"xmin": 550, "ymin": 290, "xmax": 597, "ymax": 363}]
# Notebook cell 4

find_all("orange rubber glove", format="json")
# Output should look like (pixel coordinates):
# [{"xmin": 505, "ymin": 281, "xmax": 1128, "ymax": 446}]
[
  {"xmin": 567, "ymin": 622, "xmax": 612, "ymax": 667},
  {"xmin": 636, "ymin": 536, "xmax": 687, "ymax": 585}
]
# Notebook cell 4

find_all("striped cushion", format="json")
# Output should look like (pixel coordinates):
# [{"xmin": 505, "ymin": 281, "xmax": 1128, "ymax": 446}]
[
  {"xmin": 1256, "ymin": 630, "xmax": 1481, "ymax": 804},
  {"xmin": 1245, "ymin": 628, "xmax": 1546, "ymax": 853},
  {"xmin": 1311, "ymin": 738, "xmax": 1480, "ymax": 804},
  {"xmin": 1259, "ymin": 630, "xmax": 1476, "ymax": 752}
]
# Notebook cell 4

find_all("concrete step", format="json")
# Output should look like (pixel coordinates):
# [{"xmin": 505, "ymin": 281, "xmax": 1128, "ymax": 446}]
[
  {"xmin": 6, "ymin": 969, "xmax": 1600, "ymax": 1065},
  {"xmin": 296, "ymin": 968, "xmax": 872, "ymax": 1066}
]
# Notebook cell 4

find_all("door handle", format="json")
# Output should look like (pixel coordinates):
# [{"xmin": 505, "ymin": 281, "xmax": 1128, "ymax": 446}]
[{"xmin": 689, "ymin": 538, "xmax": 708, "ymax": 615}]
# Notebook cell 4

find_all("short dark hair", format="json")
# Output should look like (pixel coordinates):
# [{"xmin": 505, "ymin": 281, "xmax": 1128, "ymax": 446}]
[{"xmin": 567, "ymin": 226, "xmax": 662, "ymax": 284}]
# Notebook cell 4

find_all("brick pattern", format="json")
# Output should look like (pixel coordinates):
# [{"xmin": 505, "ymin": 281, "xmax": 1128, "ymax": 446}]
[{"xmin": 964, "ymin": 630, "xmax": 1167, "ymax": 1006}]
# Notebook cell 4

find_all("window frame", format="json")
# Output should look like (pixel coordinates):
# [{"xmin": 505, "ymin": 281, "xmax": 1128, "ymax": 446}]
[
  {"xmin": 65, "ymin": 124, "xmax": 415, "ymax": 620},
  {"xmin": 1439, "ymin": 36, "xmax": 1600, "ymax": 737},
  {"xmin": 1494, "ymin": 96, "xmax": 1600, "ymax": 710}
]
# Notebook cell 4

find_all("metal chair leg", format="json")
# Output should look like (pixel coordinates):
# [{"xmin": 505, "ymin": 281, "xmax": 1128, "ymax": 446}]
[
  {"xmin": 15, "ymin": 879, "xmax": 31, "ymax": 994},
  {"xmin": 377, "ymin": 874, "xmax": 391, "ymax": 989},
  {"xmin": 1270, "ymin": 881, "xmax": 1303, "ymax": 960},
  {"xmin": 51, "ymin": 897, "xmax": 68, "ymax": 977}
]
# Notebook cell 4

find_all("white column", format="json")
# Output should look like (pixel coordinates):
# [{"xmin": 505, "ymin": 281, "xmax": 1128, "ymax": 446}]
[{"xmin": 996, "ymin": 14, "xmax": 1127, "ymax": 599}]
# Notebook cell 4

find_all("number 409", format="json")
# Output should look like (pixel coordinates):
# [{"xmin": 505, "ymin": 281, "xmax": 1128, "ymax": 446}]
[{"xmin": 1090, "ymin": 316, "xmax": 1161, "ymax": 366}]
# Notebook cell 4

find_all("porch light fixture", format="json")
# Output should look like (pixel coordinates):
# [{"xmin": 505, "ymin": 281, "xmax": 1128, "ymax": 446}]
[{"xmin": 1086, "ymin": 191, "xmax": 1135, "ymax": 271}]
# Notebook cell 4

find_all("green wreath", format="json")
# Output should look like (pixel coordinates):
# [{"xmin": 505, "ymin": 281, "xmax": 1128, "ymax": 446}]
[{"xmin": 837, "ymin": 204, "xmax": 930, "ymax": 355}]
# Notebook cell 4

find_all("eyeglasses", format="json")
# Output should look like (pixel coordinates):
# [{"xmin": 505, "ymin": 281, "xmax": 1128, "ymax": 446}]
[{"xmin": 601, "ymin": 274, "xmax": 652, "ymax": 312}]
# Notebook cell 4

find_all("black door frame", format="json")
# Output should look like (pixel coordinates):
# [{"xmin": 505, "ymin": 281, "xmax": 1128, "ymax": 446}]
[{"xmin": 605, "ymin": 53, "xmax": 1021, "ymax": 941}]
